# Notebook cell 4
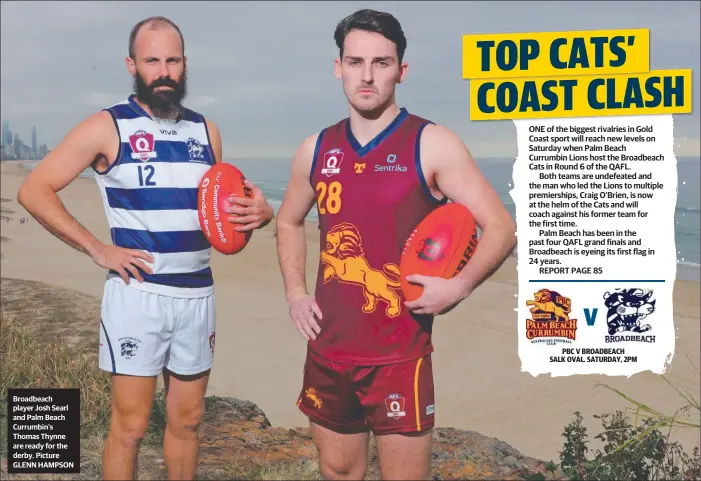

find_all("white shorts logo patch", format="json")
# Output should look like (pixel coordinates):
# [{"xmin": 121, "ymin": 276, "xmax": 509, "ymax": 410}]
[{"xmin": 118, "ymin": 336, "xmax": 142, "ymax": 359}]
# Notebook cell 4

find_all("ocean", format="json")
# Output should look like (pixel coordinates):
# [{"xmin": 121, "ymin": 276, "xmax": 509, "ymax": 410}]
[{"xmin": 19, "ymin": 156, "xmax": 700, "ymax": 281}]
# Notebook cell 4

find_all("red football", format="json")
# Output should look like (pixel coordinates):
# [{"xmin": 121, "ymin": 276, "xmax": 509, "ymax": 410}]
[
  {"xmin": 198, "ymin": 163, "xmax": 253, "ymax": 255},
  {"xmin": 399, "ymin": 203, "xmax": 479, "ymax": 302}
]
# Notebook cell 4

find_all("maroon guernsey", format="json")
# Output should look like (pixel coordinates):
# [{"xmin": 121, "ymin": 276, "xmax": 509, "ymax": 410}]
[{"xmin": 309, "ymin": 108, "xmax": 446, "ymax": 366}]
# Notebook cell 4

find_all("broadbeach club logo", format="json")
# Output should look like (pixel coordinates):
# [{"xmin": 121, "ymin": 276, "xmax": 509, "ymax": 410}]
[
  {"xmin": 603, "ymin": 288, "xmax": 656, "ymax": 344},
  {"xmin": 118, "ymin": 337, "xmax": 141, "ymax": 359},
  {"xmin": 187, "ymin": 137, "xmax": 205, "ymax": 162}
]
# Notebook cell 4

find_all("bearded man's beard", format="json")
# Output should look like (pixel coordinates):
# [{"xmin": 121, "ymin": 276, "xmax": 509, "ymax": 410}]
[{"xmin": 133, "ymin": 70, "xmax": 187, "ymax": 119}]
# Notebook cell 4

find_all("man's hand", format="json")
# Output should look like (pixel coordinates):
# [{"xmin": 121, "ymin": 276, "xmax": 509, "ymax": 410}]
[
  {"xmin": 89, "ymin": 242, "xmax": 154, "ymax": 284},
  {"xmin": 287, "ymin": 293, "xmax": 322, "ymax": 341},
  {"xmin": 403, "ymin": 274, "xmax": 469, "ymax": 316},
  {"xmin": 225, "ymin": 180, "xmax": 274, "ymax": 232}
]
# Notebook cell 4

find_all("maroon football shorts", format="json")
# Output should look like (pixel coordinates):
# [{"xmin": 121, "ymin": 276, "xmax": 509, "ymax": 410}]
[{"xmin": 296, "ymin": 348, "xmax": 435, "ymax": 435}]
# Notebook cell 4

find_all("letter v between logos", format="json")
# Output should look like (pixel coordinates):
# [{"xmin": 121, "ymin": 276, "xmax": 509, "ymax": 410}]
[{"xmin": 584, "ymin": 308, "xmax": 598, "ymax": 326}]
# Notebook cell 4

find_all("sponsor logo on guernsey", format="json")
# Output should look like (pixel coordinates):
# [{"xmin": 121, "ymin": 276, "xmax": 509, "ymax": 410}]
[
  {"xmin": 375, "ymin": 153, "xmax": 407, "ymax": 173},
  {"xmin": 129, "ymin": 130, "xmax": 157, "ymax": 161}
]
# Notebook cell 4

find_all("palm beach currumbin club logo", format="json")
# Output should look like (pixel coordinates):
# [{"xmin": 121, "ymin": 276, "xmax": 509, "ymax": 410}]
[
  {"xmin": 525, "ymin": 289, "xmax": 578, "ymax": 344},
  {"xmin": 320, "ymin": 222, "xmax": 403, "ymax": 318},
  {"xmin": 603, "ymin": 288, "xmax": 656, "ymax": 343}
]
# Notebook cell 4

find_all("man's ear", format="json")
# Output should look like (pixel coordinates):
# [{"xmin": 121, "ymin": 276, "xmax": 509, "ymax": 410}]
[
  {"xmin": 126, "ymin": 56, "xmax": 136, "ymax": 76},
  {"xmin": 334, "ymin": 58, "xmax": 342, "ymax": 80},
  {"xmin": 397, "ymin": 61, "xmax": 408, "ymax": 84}
]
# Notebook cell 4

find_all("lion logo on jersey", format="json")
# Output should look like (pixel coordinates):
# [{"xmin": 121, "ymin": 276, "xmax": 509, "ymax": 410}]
[
  {"xmin": 320, "ymin": 222, "xmax": 402, "ymax": 318},
  {"xmin": 526, "ymin": 289, "xmax": 571, "ymax": 323}
]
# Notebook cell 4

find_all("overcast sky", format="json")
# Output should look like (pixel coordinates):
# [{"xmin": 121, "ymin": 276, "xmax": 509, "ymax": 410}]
[{"xmin": 1, "ymin": 1, "xmax": 699, "ymax": 160}]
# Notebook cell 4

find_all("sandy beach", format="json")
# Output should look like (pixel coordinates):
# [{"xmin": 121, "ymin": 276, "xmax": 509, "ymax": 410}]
[{"xmin": 1, "ymin": 160, "xmax": 699, "ymax": 462}]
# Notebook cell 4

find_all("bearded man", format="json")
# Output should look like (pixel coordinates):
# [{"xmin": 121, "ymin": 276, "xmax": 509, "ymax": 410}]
[{"xmin": 17, "ymin": 16, "xmax": 274, "ymax": 480}]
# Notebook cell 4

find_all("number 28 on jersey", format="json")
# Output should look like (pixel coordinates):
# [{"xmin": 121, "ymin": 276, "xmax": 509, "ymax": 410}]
[{"xmin": 316, "ymin": 180, "xmax": 342, "ymax": 215}]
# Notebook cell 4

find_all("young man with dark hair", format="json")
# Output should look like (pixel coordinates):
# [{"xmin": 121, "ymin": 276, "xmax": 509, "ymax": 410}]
[
  {"xmin": 276, "ymin": 8, "xmax": 516, "ymax": 480},
  {"xmin": 18, "ymin": 16, "xmax": 273, "ymax": 480}
]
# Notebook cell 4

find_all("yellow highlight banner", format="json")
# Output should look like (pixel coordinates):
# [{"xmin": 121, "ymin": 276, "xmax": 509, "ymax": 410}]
[
  {"xmin": 463, "ymin": 29, "xmax": 650, "ymax": 79},
  {"xmin": 469, "ymin": 69, "xmax": 692, "ymax": 121}
]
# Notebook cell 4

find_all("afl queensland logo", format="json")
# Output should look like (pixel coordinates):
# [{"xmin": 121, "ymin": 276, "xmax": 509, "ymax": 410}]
[
  {"xmin": 129, "ymin": 130, "xmax": 157, "ymax": 161},
  {"xmin": 321, "ymin": 148, "xmax": 344, "ymax": 177},
  {"xmin": 385, "ymin": 393, "xmax": 406, "ymax": 419}
]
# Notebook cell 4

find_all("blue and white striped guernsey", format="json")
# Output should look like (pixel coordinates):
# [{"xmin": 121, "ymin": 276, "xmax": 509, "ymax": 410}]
[{"xmin": 94, "ymin": 95, "xmax": 216, "ymax": 298}]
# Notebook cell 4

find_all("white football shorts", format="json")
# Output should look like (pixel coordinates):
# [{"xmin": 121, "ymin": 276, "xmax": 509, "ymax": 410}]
[{"xmin": 98, "ymin": 278, "xmax": 216, "ymax": 377}]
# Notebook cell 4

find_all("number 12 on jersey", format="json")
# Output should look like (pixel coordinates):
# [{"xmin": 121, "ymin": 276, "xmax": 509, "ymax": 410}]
[
  {"xmin": 315, "ymin": 181, "xmax": 342, "ymax": 214},
  {"xmin": 138, "ymin": 165, "xmax": 156, "ymax": 186}
]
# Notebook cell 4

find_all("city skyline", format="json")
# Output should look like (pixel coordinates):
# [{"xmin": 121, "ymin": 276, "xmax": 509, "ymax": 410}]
[{"xmin": 1, "ymin": 119, "xmax": 48, "ymax": 161}]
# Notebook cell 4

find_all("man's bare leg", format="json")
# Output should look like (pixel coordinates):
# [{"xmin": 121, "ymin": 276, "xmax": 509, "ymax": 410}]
[
  {"xmin": 102, "ymin": 374, "xmax": 158, "ymax": 480},
  {"xmin": 310, "ymin": 421, "xmax": 370, "ymax": 480},
  {"xmin": 162, "ymin": 369, "xmax": 210, "ymax": 480},
  {"xmin": 375, "ymin": 429, "xmax": 433, "ymax": 480}
]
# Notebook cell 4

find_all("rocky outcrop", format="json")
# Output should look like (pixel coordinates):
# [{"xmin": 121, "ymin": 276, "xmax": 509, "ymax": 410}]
[
  {"xmin": 198, "ymin": 396, "xmax": 564, "ymax": 480},
  {"xmin": 198, "ymin": 397, "xmax": 318, "ymax": 479}
]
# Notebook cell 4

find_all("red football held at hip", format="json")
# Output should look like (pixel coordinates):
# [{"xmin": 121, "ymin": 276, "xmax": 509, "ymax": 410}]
[
  {"xmin": 198, "ymin": 163, "xmax": 253, "ymax": 255},
  {"xmin": 400, "ymin": 203, "xmax": 479, "ymax": 302}
]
